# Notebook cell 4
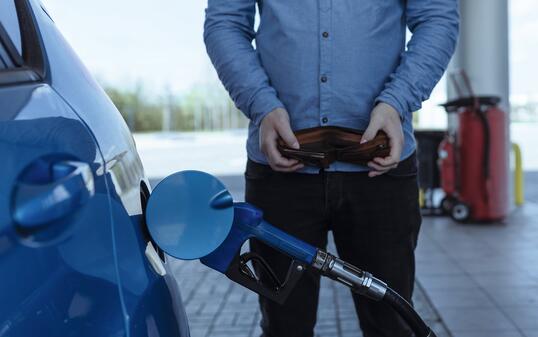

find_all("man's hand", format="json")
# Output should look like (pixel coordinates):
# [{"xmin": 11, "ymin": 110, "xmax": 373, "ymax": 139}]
[
  {"xmin": 361, "ymin": 103, "xmax": 404, "ymax": 178},
  {"xmin": 259, "ymin": 108, "xmax": 304, "ymax": 172}
]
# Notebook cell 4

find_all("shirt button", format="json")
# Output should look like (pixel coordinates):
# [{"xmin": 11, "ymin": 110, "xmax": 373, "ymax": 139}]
[
  {"xmin": 322, "ymin": 117, "xmax": 329, "ymax": 124},
  {"xmin": 320, "ymin": 76, "xmax": 328, "ymax": 83},
  {"xmin": 322, "ymin": 31, "xmax": 329, "ymax": 38}
]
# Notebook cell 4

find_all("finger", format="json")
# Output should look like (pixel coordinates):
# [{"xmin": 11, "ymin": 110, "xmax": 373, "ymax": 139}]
[
  {"xmin": 367, "ymin": 161, "xmax": 390, "ymax": 172},
  {"xmin": 368, "ymin": 170, "xmax": 385, "ymax": 178},
  {"xmin": 380, "ymin": 149, "xmax": 402, "ymax": 169},
  {"xmin": 361, "ymin": 118, "xmax": 382, "ymax": 144},
  {"xmin": 375, "ymin": 126, "xmax": 403, "ymax": 167},
  {"xmin": 275, "ymin": 120, "xmax": 299, "ymax": 149},
  {"xmin": 273, "ymin": 163, "xmax": 304, "ymax": 172},
  {"xmin": 269, "ymin": 162, "xmax": 303, "ymax": 172},
  {"xmin": 266, "ymin": 141, "xmax": 300, "ymax": 167},
  {"xmin": 373, "ymin": 156, "xmax": 399, "ymax": 168},
  {"xmin": 260, "ymin": 131, "xmax": 300, "ymax": 167}
]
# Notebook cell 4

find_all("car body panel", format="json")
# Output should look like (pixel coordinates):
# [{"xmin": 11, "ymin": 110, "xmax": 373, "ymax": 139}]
[
  {"xmin": 0, "ymin": 1, "xmax": 190, "ymax": 336},
  {"xmin": 0, "ymin": 83, "xmax": 126, "ymax": 336}
]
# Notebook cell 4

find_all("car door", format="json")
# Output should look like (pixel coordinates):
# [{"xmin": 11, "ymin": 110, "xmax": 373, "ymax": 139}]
[
  {"xmin": 0, "ymin": 2, "xmax": 129, "ymax": 336},
  {"xmin": 28, "ymin": 1, "xmax": 190, "ymax": 336}
]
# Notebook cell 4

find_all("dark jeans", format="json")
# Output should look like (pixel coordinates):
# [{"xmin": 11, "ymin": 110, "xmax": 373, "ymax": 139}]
[{"xmin": 244, "ymin": 157, "xmax": 422, "ymax": 337}]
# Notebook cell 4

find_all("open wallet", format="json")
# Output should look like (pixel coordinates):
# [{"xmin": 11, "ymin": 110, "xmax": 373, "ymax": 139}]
[{"xmin": 277, "ymin": 126, "xmax": 391, "ymax": 169}]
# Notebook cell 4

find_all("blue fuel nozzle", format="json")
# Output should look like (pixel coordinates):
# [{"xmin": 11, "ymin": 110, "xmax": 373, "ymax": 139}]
[
  {"xmin": 199, "ymin": 202, "xmax": 318, "ymax": 303},
  {"xmin": 145, "ymin": 171, "xmax": 317, "ymax": 303}
]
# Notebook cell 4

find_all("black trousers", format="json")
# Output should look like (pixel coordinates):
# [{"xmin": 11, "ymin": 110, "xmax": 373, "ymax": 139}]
[{"xmin": 245, "ymin": 157, "xmax": 422, "ymax": 337}]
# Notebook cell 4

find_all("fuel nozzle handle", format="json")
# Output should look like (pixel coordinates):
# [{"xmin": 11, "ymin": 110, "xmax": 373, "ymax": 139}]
[{"xmin": 310, "ymin": 250, "xmax": 436, "ymax": 337}]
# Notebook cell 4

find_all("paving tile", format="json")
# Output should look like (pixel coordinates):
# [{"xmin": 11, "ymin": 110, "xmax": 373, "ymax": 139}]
[
  {"xmin": 235, "ymin": 312, "xmax": 257, "ymax": 326},
  {"xmin": 471, "ymin": 272, "xmax": 538, "ymax": 289},
  {"xmin": 503, "ymin": 305, "xmax": 538, "ymax": 330},
  {"xmin": 418, "ymin": 274, "xmax": 480, "ymax": 291},
  {"xmin": 189, "ymin": 326, "xmax": 209, "ymax": 337},
  {"xmin": 490, "ymin": 287, "xmax": 538, "ymax": 307},
  {"xmin": 450, "ymin": 330, "xmax": 524, "ymax": 337},
  {"xmin": 214, "ymin": 313, "xmax": 237, "ymax": 326},
  {"xmin": 439, "ymin": 307, "xmax": 516, "ymax": 332},
  {"xmin": 340, "ymin": 332, "xmax": 362, "ymax": 337},
  {"xmin": 426, "ymin": 288, "xmax": 496, "ymax": 308},
  {"xmin": 416, "ymin": 259, "xmax": 464, "ymax": 276},
  {"xmin": 339, "ymin": 318, "xmax": 360, "ymax": 331},
  {"xmin": 456, "ymin": 258, "xmax": 525, "ymax": 274},
  {"xmin": 212, "ymin": 325, "xmax": 252, "ymax": 336},
  {"xmin": 251, "ymin": 324, "xmax": 262, "ymax": 337},
  {"xmin": 416, "ymin": 247, "xmax": 453, "ymax": 263},
  {"xmin": 187, "ymin": 315, "xmax": 217, "ymax": 327}
]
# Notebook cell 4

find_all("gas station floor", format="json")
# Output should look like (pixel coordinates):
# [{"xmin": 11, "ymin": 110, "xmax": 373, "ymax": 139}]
[{"xmin": 417, "ymin": 202, "xmax": 538, "ymax": 337}]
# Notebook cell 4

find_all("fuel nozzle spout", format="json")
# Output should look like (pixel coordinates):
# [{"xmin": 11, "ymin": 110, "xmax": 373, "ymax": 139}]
[{"xmin": 311, "ymin": 250, "xmax": 387, "ymax": 301}]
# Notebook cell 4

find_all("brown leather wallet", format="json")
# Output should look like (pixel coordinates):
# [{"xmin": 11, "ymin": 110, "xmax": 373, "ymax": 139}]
[{"xmin": 277, "ymin": 126, "xmax": 391, "ymax": 169}]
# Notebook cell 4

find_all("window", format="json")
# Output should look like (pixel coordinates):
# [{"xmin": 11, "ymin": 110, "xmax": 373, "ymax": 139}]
[
  {"xmin": 0, "ymin": 0, "xmax": 23, "ymax": 70},
  {"xmin": 0, "ymin": 0, "xmax": 22, "ymax": 55},
  {"xmin": 0, "ymin": 0, "xmax": 44, "ymax": 84}
]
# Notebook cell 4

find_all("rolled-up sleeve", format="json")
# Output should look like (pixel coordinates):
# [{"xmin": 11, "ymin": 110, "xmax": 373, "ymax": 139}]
[
  {"xmin": 376, "ymin": 0, "xmax": 460, "ymax": 120},
  {"xmin": 204, "ymin": 0, "xmax": 284, "ymax": 126}
]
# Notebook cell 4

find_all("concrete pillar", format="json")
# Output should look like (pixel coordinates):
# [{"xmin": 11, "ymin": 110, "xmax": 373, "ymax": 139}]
[
  {"xmin": 447, "ymin": 0, "xmax": 513, "ymax": 210},
  {"xmin": 448, "ymin": 0, "xmax": 510, "ymax": 113}
]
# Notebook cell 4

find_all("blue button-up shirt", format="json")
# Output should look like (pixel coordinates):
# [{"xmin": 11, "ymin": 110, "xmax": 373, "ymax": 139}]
[{"xmin": 204, "ymin": 0, "xmax": 459, "ymax": 172}]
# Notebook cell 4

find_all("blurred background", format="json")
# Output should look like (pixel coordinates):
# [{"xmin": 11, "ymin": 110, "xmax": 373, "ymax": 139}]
[
  {"xmin": 41, "ymin": 1, "xmax": 538, "ymax": 337},
  {"xmin": 41, "ymin": 0, "xmax": 537, "ymax": 176}
]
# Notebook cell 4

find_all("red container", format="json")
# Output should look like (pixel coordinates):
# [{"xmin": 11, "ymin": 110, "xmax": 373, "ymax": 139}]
[
  {"xmin": 458, "ymin": 103, "xmax": 508, "ymax": 221},
  {"xmin": 439, "ymin": 97, "xmax": 508, "ymax": 222}
]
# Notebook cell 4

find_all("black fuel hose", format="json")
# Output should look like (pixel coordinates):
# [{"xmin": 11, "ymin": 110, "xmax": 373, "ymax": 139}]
[{"xmin": 384, "ymin": 288, "xmax": 436, "ymax": 337}]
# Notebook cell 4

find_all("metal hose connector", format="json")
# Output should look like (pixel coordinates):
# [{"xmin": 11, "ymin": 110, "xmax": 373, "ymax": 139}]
[{"xmin": 311, "ymin": 250, "xmax": 387, "ymax": 301}]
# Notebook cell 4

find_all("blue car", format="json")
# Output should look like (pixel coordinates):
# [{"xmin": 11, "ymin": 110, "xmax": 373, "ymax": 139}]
[{"xmin": 0, "ymin": 0, "xmax": 190, "ymax": 336}]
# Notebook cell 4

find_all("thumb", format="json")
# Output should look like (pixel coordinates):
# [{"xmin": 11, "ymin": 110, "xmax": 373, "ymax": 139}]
[
  {"xmin": 276, "ymin": 120, "xmax": 299, "ymax": 149},
  {"xmin": 361, "ymin": 119, "xmax": 381, "ymax": 144}
]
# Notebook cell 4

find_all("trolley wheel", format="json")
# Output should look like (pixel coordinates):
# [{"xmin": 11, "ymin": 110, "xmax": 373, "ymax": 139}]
[
  {"xmin": 440, "ymin": 196, "xmax": 456, "ymax": 214},
  {"xmin": 451, "ymin": 202, "xmax": 471, "ymax": 222}
]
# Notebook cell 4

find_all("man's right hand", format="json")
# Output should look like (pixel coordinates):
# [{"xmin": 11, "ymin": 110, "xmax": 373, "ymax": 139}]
[{"xmin": 259, "ymin": 108, "xmax": 304, "ymax": 172}]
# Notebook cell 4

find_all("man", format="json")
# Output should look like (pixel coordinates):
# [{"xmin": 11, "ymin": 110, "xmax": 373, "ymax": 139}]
[{"xmin": 204, "ymin": 1, "xmax": 459, "ymax": 336}]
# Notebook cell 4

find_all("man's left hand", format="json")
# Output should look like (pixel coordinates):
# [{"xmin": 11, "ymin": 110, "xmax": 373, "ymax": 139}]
[{"xmin": 361, "ymin": 102, "xmax": 404, "ymax": 178}]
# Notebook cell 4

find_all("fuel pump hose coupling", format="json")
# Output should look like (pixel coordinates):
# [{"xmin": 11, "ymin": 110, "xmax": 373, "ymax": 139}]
[{"xmin": 312, "ymin": 250, "xmax": 388, "ymax": 301}]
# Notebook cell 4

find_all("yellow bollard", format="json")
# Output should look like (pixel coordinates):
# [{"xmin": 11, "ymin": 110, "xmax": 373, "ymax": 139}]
[{"xmin": 512, "ymin": 143, "xmax": 524, "ymax": 206}]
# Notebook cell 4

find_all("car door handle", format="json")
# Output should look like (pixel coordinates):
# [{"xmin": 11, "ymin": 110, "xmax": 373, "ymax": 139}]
[{"xmin": 13, "ymin": 161, "xmax": 95, "ymax": 228}]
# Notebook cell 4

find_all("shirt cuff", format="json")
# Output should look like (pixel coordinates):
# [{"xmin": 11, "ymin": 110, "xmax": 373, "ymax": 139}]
[
  {"xmin": 375, "ymin": 92, "xmax": 409, "ymax": 121},
  {"xmin": 249, "ymin": 90, "xmax": 285, "ymax": 127}
]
